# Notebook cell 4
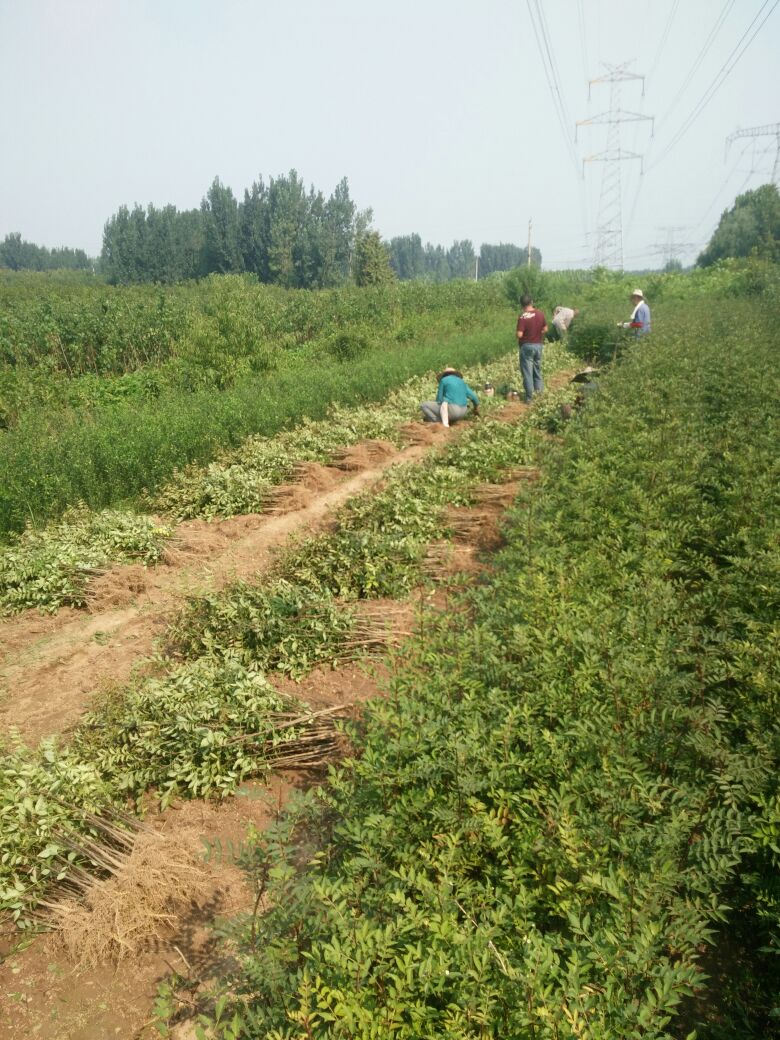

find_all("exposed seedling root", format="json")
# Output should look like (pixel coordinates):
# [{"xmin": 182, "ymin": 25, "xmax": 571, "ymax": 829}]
[
  {"xmin": 398, "ymin": 422, "xmax": 446, "ymax": 446},
  {"xmin": 245, "ymin": 704, "xmax": 356, "ymax": 768},
  {"xmin": 43, "ymin": 830, "xmax": 211, "ymax": 967},
  {"xmin": 473, "ymin": 483, "xmax": 520, "ymax": 508},
  {"xmin": 264, "ymin": 462, "xmax": 342, "ymax": 513},
  {"xmin": 329, "ymin": 440, "xmax": 396, "ymax": 471},
  {"xmin": 353, "ymin": 601, "xmax": 414, "ymax": 645},
  {"xmin": 445, "ymin": 508, "xmax": 505, "ymax": 552},
  {"xmin": 503, "ymin": 465, "xmax": 540, "ymax": 482},
  {"xmin": 422, "ymin": 542, "xmax": 481, "ymax": 578}
]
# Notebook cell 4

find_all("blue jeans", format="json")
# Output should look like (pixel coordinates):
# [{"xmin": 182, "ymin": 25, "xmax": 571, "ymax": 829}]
[{"xmin": 520, "ymin": 342, "xmax": 543, "ymax": 402}]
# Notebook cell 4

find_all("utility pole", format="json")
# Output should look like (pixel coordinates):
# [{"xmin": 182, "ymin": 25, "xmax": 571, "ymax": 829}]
[
  {"xmin": 475, "ymin": 255, "xmax": 480, "ymax": 281},
  {"xmin": 527, "ymin": 218, "xmax": 532, "ymax": 267},
  {"xmin": 649, "ymin": 226, "xmax": 696, "ymax": 269},
  {"xmin": 725, "ymin": 123, "xmax": 780, "ymax": 186},
  {"xmin": 577, "ymin": 62, "xmax": 653, "ymax": 271}
]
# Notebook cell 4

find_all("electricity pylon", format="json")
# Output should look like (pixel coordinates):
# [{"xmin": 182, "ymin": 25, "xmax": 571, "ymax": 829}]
[
  {"xmin": 649, "ymin": 226, "xmax": 696, "ymax": 269},
  {"xmin": 725, "ymin": 123, "xmax": 780, "ymax": 186},
  {"xmin": 577, "ymin": 63, "xmax": 653, "ymax": 270}
]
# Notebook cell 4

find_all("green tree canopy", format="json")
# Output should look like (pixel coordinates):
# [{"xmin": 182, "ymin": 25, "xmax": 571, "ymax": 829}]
[
  {"xmin": 388, "ymin": 237, "xmax": 541, "ymax": 282},
  {"xmin": 0, "ymin": 232, "xmax": 91, "ymax": 271},
  {"xmin": 101, "ymin": 172, "xmax": 369, "ymax": 288},
  {"xmin": 354, "ymin": 231, "xmax": 395, "ymax": 286},
  {"xmin": 697, "ymin": 183, "xmax": 780, "ymax": 267}
]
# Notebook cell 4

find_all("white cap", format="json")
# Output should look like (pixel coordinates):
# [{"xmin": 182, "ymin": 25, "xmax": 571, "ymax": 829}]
[{"xmin": 631, "ymin": 288, "xmax": 644, "ymax": 297}]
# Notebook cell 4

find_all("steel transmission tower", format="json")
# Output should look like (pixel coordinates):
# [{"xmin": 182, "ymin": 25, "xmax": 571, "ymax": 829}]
[
  {"xmin": 577, "ymin": 63, "xmax": 653, "ymax": 270},
  {"xmin": 725, "ymin": 123, "xmax": 780, "ymax": 186},
  {"xmin": 649, "ymin": 226, "xmax": 696, "ymax": 269}
]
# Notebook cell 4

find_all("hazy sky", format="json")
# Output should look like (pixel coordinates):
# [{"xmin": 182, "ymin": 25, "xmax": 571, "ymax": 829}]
[{"xmin": 1, "ymin": 0, "xmax": 778, "ymax": 270}]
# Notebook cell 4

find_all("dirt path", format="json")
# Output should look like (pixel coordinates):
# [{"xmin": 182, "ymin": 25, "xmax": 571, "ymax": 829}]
[
  {"xmin": 0, "ymin": 430, "xmax": 452, "ymax": 747},
  {"xmin": 0, "ymin": 384, "xmax": 568, "ymax": 1039}
]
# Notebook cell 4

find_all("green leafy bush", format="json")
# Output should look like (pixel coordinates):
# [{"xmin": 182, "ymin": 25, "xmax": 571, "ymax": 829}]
[
  {"xmin": 0, "ymin": 507, "xmax": 171, "ymax": 614},
  {"xmin": 567, "ymin": 319, "xmax": 627, "ymax": 364},
  {"xmin": 203, "ymin": 299, "xmax": 780, "ymax": 1038}
]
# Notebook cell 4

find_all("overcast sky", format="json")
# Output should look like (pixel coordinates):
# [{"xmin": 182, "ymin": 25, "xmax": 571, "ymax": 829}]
[{"xmin": 1, "ymin": 0, "xmax": 778, "ymax": 270}]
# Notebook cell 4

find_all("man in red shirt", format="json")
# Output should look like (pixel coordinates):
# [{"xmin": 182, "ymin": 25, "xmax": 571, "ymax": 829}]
[{"xmin": 516, "ymin": 294, "xmax": 548, "ymax": 403}]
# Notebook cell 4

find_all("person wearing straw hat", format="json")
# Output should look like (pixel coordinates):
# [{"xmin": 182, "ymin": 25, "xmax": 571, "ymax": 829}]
[
  {"xmin": 420, "ymin": 366, "xmax": 480, "ymax": 427},
  {"xmin": 618, "ymin": 289, "xmax": 651, "ymax": 336}
]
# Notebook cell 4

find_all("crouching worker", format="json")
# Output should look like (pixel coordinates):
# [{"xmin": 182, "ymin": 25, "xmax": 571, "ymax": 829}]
[{"xmin": 420, "ymin": 366, "xmax": 480, "ymax": 427}]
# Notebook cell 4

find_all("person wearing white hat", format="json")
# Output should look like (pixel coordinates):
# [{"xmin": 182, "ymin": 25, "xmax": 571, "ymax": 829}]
[{"xmin": 618, "ymin": 289, "xmax": 651, "ymax": 336}]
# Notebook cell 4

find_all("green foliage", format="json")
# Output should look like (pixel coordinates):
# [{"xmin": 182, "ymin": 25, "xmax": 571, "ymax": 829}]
[
  {"xmin": 698, "ymin": 183, "xmax": 780, "ymax": 267},
  {"xmin": 149, "ymin": 354, "xmax": 522, "ymax": 522},
  {"xmin": 0, "ymin": 232, "xmax": 92, "ymax": 272},
  {"xmin": 0, "ymin": 347, "xmax": 572, "ymax": 929},
  {"xmin": 0, "ymin": 737, "xmax": 114, "ymax": 925},
  {"xmin": 0, "ymin": 507, "xmax": 171, "ymax": 614},
  {"xmin": 71, "ymin": 658, "xmax": 293, "ymax": 806},
  {"xmin": 167, "ymin": 581, "xmax": 360, "ymax": 680},
  {"xmin": 503, "ymin": 263, "xmax": 548, "ymax": 309},
  {"xmin": 202, "ymin": 301, "xmax": 780, "ymax": 1037},
  {"xmin": 0, "ymin": 658, "xmax": 306, "ymax": 924},
  {"xmin": 100, "ymin": 171, "xmax": 367, "ymax": 289},
  {"xmin": 353, "ymin": 231, "xmax": 396, "ymax": 287},
  {"xmin": 0, "ymin": 350, "xmax": 533, "ymax": 611},
  {"xmin": 0, "ymin": 276, "xmax": 514, "ymax": 535},
  {"xmin": 567, "ymin": 318, "xmax": 629, "ymax": 365},
  {"xmin": 324, "ymin": 326, "xmax": 374, "ymax": 362}
]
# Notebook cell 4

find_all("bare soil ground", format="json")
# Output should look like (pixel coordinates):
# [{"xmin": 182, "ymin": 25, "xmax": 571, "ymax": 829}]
[
  {"xmin": 0, "ymin": 433, "xmax": 446, "ymax": 747},
  {"xmin": 0, "ymin": 384, "xmax": 569, "ymax": 1039}
]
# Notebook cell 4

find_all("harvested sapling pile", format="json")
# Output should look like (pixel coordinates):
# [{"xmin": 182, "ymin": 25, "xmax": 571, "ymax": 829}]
[{"xmin": 45, "ymin": 828, "xmax": 212, "ymax": 966}]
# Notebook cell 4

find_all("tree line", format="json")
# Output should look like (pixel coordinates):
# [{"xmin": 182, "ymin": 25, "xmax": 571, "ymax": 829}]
[
  {"xmin": 100, "ymin": 173, "xmax": 538, "ymax": 286},
  {"xmin": 0, "ymin": 232, "xmax": 91, "ymax": 272},
  {"xmin": 697, "ymin": 183, "xmax": 780, "ymax": 267},
  {"xmin": 388, "ymin": 235, "xmax": 541, "ymax": 281},
  {"xmin": 5, "ymin": 179, "xmax": 778, "ymax": 282},
  {"xmin": 1, "ymin": 172, "xmax": 537, "ymax": 287},
  {"xmin": 101, "ymin": 172, "xmax": 370, "ymax": 287}
]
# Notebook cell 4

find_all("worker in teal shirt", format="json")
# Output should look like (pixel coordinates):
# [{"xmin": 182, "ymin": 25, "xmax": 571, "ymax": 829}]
[{"xmin": 420, "ymin": 367, "xmax": 480, "ymax": 427}]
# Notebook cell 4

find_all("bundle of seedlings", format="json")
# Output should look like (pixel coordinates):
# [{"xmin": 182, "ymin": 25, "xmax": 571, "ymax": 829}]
[
  {"xmin": 421, "ymin": 541, "xmax": 480, "ymax": 578},
  {"xmin": 43, "ymin": 826, "xmax": 212, "ymax": 966},
  {"xmin": 445, "ymin": 507, "xmax": 505, "ymax": 549},
  {"xmin": 230, "ymin": 703, "xmax": 354, "ymax": 761},
  {"xmin": 327, "ymin": 439, "xmax": 397, "ymax": 472},
  {"xmin": 472, "ymin": 482, "xmax": 523, "ymax": 508}
]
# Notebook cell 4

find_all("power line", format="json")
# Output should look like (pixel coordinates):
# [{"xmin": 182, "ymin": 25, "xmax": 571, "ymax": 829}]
[
  {"xmin": 525, "ymin": 0, "xmax": 580, "ymax": 177},
  {"xmin": 656, "ymin": 0, "xmax": 736, "ymax": 129},
  {"xmin": 726, "ymin": 123, "xmax": 780, "ymax": 185},
  {"xmin": 577, "ymin": 0, "xmax": 590, "ymax": 88},
  {"xmin": 525, "ymin": 0, "xmax": 589, "ymax": 250},
  {"xmin": 647, "ymin": 0, "xmax": 682, "ymax": 83},
  {"xmin": 645, "ymin": 0, "xmax": 780, "ymax": 173},
  {"xmin": 692, "ymin": 141, "xmax": 751, "ymax": 232}
]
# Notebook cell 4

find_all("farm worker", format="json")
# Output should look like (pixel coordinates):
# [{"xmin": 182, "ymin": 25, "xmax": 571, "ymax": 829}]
[
  {"xmin": 516, "ymin": 294, "xmax": 548, "ymax": 403},
  {"xmin": 551, "ymin": 305, "xmax": 579, "ymax": 340},
  {"xmin": 420, "ymin": 367, "xmax": 480, "ymax": 427},
  {"xmin": 618, "ymin": 289, "xmax": 651, "ymax": 336}
]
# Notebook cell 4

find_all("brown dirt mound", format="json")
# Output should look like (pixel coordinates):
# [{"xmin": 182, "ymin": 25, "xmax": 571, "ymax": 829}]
[{"xmin": 399, "ymin": 420, "xmax": 452, "ymax": 445}]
